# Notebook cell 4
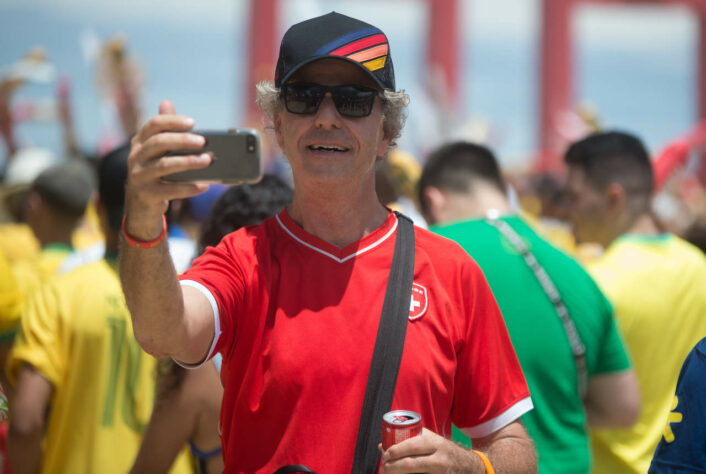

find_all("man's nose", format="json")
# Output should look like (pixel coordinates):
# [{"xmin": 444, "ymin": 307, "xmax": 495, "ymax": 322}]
[{"xmin": 314, "ymin": 93, "xmax": 342, "ymax": 129}]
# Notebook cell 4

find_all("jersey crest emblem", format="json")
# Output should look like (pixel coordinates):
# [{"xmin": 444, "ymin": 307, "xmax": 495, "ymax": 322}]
[{"xmin": 408, "ymin": 283, "xmax": 428, "ymax": 321}]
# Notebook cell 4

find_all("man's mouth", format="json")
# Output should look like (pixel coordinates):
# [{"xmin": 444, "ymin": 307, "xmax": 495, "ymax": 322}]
[{"xmin": 308, "ymin": 144, "xmax": 349, "ymax": 152}]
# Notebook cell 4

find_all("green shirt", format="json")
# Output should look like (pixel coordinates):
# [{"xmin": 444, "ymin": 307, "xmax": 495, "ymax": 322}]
[{"xmin": 432, "ymin": 216, "xmax": 630, "ymax": 474}]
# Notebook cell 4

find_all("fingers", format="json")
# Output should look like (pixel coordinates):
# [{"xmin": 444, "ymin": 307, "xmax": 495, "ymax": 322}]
[
  {"xmin": 159, "ymin": 99, "xmax": 176, "ymax": 115},
  {"xmin": 135, "ymin": 131, "xmax": 207, "ymax": 174},
  {"xmin": 380, "ymin": 454, "xmax": 428, "ymax": 474},
  {"xmin": 383, "ymin": 430, "xmax": 436, "ymax": 463},
  {"xmin": 130, "ymin": 101, "xmax": 208, "ymax": 179},
  {"xmin": 133, "ymin": 115, "xmax": 199, "ymax": 151},
  {"xmin": 381, "ymin": 429, "xmax": 464, "ymax": 474},
  {"xmin": 124, "ymin": 100, "xmax": 210, "ymax": 224}
]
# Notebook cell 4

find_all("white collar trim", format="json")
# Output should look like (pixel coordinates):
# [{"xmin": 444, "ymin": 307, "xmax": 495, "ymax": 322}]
[{"xmin": 275, "ymin": 213, "xmax": 398, "ymax": 263}]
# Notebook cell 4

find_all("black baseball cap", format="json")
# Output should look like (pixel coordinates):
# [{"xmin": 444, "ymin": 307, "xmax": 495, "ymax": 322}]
[{"xmin": 274, "ymin": 11, "xmax": 396, "ymax": 91}]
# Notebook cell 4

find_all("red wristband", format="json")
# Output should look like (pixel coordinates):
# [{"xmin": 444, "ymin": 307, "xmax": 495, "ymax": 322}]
[
  {"xmin": 122, "ymin": 215, "xmax": 167, "ymax": 249},
  {"xmin": 471, "ymin": 450, "xmax": 495, "ymax": 474}
]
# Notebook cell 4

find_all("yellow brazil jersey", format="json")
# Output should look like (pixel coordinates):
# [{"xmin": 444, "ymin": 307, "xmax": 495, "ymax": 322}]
[
  {"xmin": 0, "ymin": 252, "xmax": 21, "ymax": 338},
  {"xmin": 7, "ymin": 258, "xmax": 192, "ymax": 474},
  {"xmin": 71, "ymin": 201, "xmax": 105, "ymax": 251},
  {"xmin": 0, "ymin": 245, "xmax": 73, "ymax": 337},
  {"xmin": 0, "ymin": 205, "xmax": 104, "ymax": 264},
  {"xmin": 0, "ymin": 223, "xmax": 39, "ymax": 264},
  {"xmin": 588, "ymin": 234, "xmax": 706, "ymax": 474}
]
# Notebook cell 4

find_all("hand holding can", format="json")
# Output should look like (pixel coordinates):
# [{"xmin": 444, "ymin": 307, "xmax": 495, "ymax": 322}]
[{"xmin": 381, "ymin": 410, "xmax": 422, "ymax": 451}]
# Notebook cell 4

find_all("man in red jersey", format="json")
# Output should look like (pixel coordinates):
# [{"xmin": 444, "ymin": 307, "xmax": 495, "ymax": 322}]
[{"xmin": 119, "ymin": 12, "xmax": 536, "ymax": 473}]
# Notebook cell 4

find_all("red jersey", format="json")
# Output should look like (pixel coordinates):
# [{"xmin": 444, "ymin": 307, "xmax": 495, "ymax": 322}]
[{"xmin": 180, "ymin": 210, "xmax": 531, "ymax": 473}]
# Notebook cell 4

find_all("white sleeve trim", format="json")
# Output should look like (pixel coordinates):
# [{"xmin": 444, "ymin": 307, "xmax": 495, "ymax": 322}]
[
  {"xmin": 460, "ymin": 396, "xmax": 534, "ymax": 439},
  {"xmin": 173, "ymin": 280, "xmax": 222, "ymax": 370}
]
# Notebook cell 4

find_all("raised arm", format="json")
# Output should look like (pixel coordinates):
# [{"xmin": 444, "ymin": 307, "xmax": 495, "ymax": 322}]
[{"xmin": 119, "ymin": 100, "xmax": 214, "ymax": 364}]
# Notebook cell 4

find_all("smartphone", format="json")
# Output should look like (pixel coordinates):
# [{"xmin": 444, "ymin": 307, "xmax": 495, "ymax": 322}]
[{"xmin": 163, "ymin": 129, "xmax": 262, "ymax": 183}]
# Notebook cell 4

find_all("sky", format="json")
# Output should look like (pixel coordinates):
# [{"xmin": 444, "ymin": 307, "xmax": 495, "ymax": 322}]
[{"xmin": 0, "ymin": 0, "xmax": 698, "ymax": 169}]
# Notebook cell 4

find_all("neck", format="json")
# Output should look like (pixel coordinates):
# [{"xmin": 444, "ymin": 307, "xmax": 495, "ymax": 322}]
[
  {"xmin": 625, "ymin": 212, "xmax": 660, "ymax": 237},
  {"xmin": 600, "ymin": 212, "xmax": 660, "ymax": 248},
  {"xmin": 288, "ymin": 175, "xmax": 388, "ymax": 248},
  {"xmin": 441, "ymin": 188, "xmax": 512, "ymax": 224},
  {"xmin": 475, "ymin": 195, "xmax": 513, "ymax": 218},
  {"xmin": 35, "ymin": 221, "xmax": 75, "ymax": 248}
]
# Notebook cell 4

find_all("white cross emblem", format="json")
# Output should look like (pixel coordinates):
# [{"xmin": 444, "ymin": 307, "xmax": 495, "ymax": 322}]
[{"xmin": 408, "ymin": 283, "xmax": 428, "ymax": 321}]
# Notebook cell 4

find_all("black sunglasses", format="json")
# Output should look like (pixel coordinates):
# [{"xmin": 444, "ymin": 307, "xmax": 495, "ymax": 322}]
[{"xmin": 282, "ymin": 83, "xmax": 380, "ymax": 118}]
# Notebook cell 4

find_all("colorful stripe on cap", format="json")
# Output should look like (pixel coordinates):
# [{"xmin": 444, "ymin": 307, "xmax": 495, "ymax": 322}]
[{"xmin": 314, "ymin": 27, "xmax": 389, "ymax": 72}]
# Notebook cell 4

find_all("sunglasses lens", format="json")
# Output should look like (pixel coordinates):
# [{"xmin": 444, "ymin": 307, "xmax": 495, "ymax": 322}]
[
  {"xmin": 283, "ymin": 84, "xmax": 378, "ymax": 117},
  {"xmin": 332, "ymin": 86, "xmax": 377, "ymax": 118},
  {"xmin": 284, "ymin": 84, "xmax": 324, "ymax": 114}
]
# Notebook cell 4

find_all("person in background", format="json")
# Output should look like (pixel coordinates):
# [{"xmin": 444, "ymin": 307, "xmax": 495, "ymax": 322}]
[
  {"xmin": 0, "ymin": 147, "xmax": 54, "ymax": 265},
  {"xmin": 649, "ymin": 337, "xmax": 706, "ymax": 473},
  {"xmin": 163, "ymin": 198, "xmax": 199, "ymax": 275},
  {"xmin": 509, "ymin": 172, "xmax": 577, "ymax": 254},
  {"xmin": 682, "ymin": 219, "xmax": 706, "ymax": 254},
  {"xmin": 375, "ymin": 148, "xmax": 427, "ymax": 227},
  {"xmin": 13, "ymin": 159, "xmax": 96, "ymax": 281},
  {"xmin": 118, "ymin": 11, "xmax": 536, "ymax": 473},
  {"xmin": 6, "ymin": 142, "xmax": 191, "ymax": 474},
  {"xmin": 0, "ymin": 250, "xmax": 21, "ymax": 371},
  {"xmin": 0, "ymin": 250, "xmax": 20, "ymax": 471},
  {"xmin": 0, "ymin": 376, "xmax": 9, "ymax": 473},
  {"xmin": 1, "ymin": 159, "xmax": 96, "ymax": 399},
  {"xmin": 418, "ymin": 141, "xmax": 640, "ymax": 473},
  {"xmin": 563, "ymin": 130, "xmax": 706, "ymax": 474},
  {"xmin": 131, "ymin": 174, "xmax": 293, "ymax": 474}
]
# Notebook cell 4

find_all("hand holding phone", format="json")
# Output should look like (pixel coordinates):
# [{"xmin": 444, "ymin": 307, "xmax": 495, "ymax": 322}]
[{"xmin": 163, "ymin": 129, "xmax": 262, "ymax": 184}]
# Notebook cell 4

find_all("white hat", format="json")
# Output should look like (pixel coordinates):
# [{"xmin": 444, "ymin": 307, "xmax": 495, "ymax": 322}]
[
  {"xmin": 2, "ymin": 147, "xmax": 57, "ymax": 219},
  {"xmin": 3, "ymin": 147, "xmax": 56, "ymax": 188}
]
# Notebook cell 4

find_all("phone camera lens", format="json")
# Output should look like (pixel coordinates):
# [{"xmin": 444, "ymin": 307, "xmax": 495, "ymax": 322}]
[{"xmin": 247, "ymin": 135, "xmax": 256, "ymax": 153}]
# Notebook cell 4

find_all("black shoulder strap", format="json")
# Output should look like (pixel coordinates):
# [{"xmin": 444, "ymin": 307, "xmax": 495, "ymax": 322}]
[{"xmin": 351, "ymin": 212, "xmax": 416, "ymax": 473}]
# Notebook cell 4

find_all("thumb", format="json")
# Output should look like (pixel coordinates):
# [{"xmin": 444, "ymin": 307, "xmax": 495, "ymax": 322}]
[{"xmin": 159, "ymin": 100, "xmax": 176, "ymax": 115}]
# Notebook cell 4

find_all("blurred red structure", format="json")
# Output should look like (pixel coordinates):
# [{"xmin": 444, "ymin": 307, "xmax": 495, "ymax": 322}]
[
  {"xmin": 653, "ymin": 120, "xmax": 706, "ymax": 190},
  {"xmin": 244, "ymin": 0, "xmax": 279, "ymax": 127},
  {"xmin": 538, "ymin": 0, "xmax": 706, "ymax": 186}
]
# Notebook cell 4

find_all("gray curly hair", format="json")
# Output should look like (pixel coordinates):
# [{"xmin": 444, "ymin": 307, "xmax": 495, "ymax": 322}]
[{"xmin": 255, "ymin": 80, "xmax": 410, "ymax": 146}]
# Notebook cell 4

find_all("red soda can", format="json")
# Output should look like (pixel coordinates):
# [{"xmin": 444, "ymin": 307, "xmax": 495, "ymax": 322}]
[{"xmin": 382, "ymin": 410, "xmax": 422, "ymax": 451}]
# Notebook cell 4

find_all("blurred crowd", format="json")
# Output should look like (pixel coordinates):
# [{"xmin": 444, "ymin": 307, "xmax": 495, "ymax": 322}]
[{"xmin": 0, "ymin": 20, "xmax": 705, "ymax": 474}]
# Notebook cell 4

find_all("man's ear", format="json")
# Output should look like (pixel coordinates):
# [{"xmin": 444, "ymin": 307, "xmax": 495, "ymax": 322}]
[
  {"xmin": 26, "ymin": 190, "xmax": 43, "ymax": 215},
  {"xmin": 604, "ymin": 182, "xmax": 626, "ymax": 216},
  {"xmin": 273, "ymin": 113, "xmax": 284, "ymax": 150},
  {"xmin": 376, "ymin": 134, "xmax": 393, "ymax": 159},
  {"xmin": 421, "ymin": 186, "xmax": 447, "ymax": 225}
]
